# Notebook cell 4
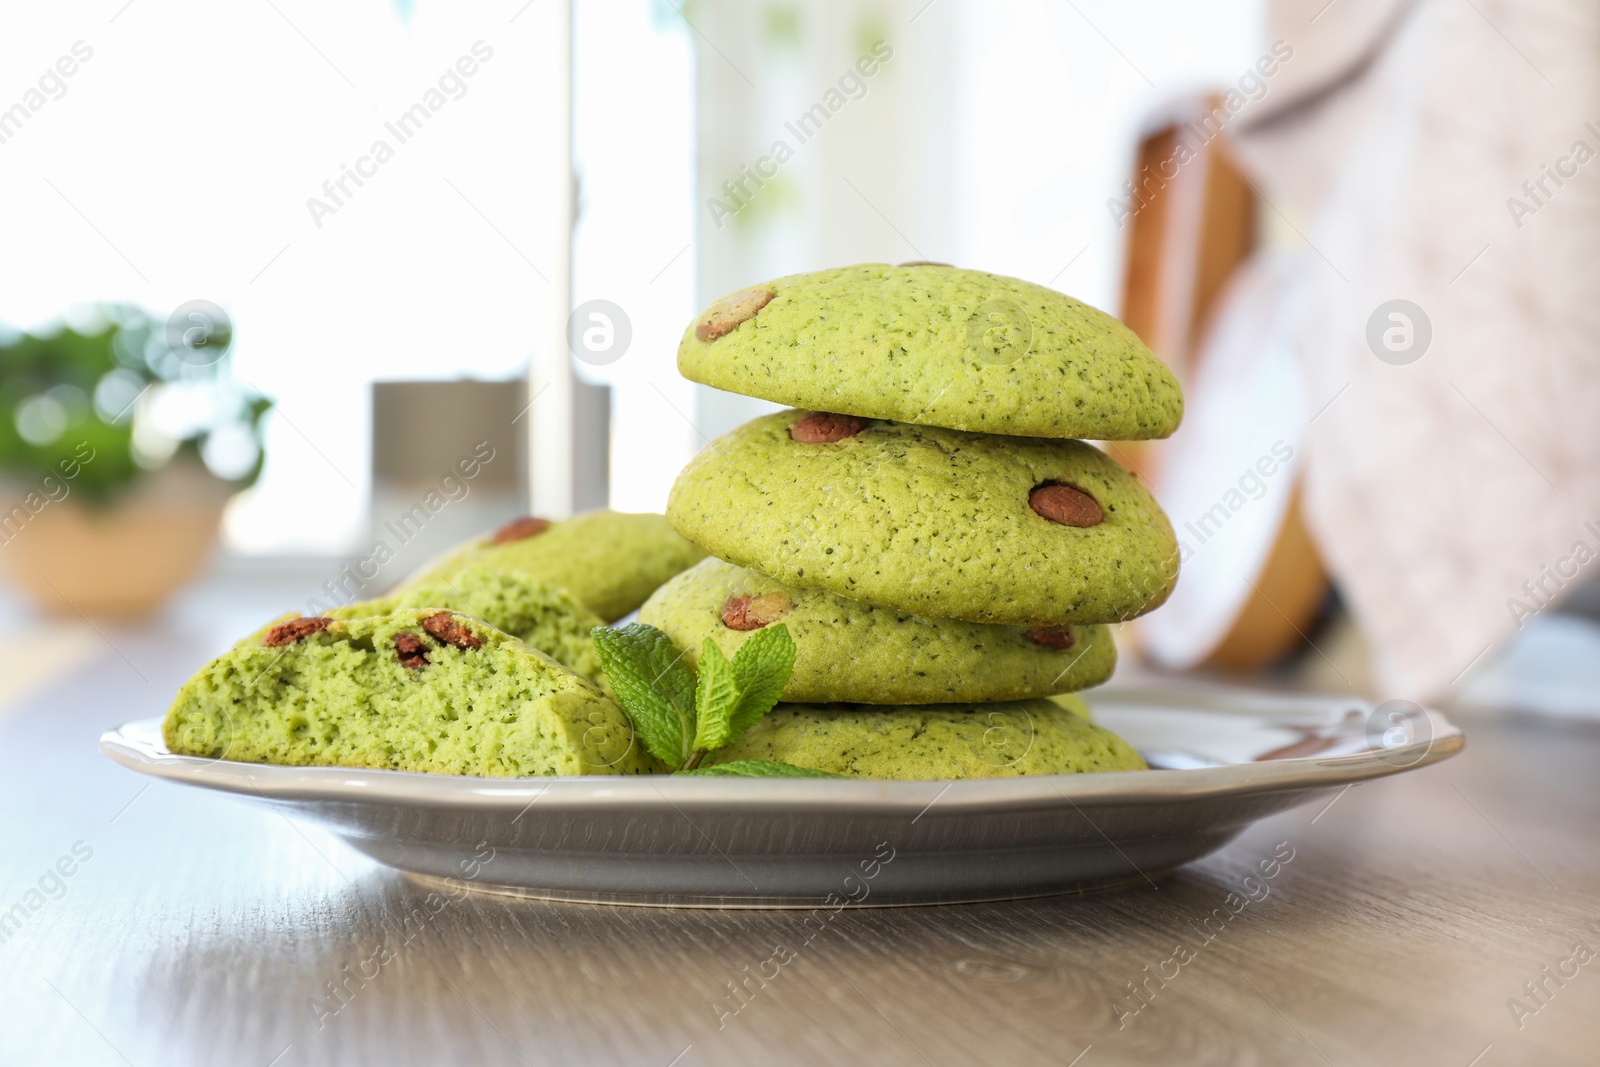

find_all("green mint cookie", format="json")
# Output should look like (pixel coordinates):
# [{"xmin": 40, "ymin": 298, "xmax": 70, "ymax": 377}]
[
  {"xmin": 716, "ymin": 698, "xmax": 1146, "ymax": 779},
  {"xmin": 679, "ymin": 263, "xmax": 1182, "ymax": 441},
  {"xmin": 667, "ymin": 411, "xmax": 1178, "ymax": 626},
  {"xmin": 400, "ymin": 509, "xmax": 706, "ymax": 622},
  {"xmin": 639, "ymin": 558, "xmax": 1116, "ymax": 703},
  {"xmin": 166, "ymin": 609, "xmax": 661, "ymax": 777}
]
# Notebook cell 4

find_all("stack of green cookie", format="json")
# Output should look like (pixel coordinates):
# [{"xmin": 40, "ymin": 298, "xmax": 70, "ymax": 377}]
[{"xmin": 644, "ymin": 263, "xmax": 1184, "ymax": 779}]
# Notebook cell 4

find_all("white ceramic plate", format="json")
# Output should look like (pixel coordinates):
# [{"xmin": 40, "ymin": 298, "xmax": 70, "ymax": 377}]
[{"xmin": 100, "ymin": 683, "xmax": 1462, "ymax": 907}]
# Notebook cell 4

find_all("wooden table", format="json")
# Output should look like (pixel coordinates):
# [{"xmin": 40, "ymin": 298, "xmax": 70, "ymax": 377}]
[{"xmin": 1, "ymin": 581, "xmax": 1596, "ymax": 1066}]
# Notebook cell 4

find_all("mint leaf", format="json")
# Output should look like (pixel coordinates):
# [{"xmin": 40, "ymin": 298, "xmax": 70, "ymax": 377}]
[
  {"xmin": 724, "ymin": 624, "xmax": 797, "ymax": 744},
  {"xmin": 592, "ymin": 623, "xmax": 801, "ymax": 776},
  {"xmin": 682, "ymin": 760, "xmax": 846, "ymax": 778},
  {"xmin": 590, "ymin": 624, "xmax": 696, "ymax": 767},
  {"xmin": 691, "ymin": 637, "xmax": 740, "ymax": 753}
]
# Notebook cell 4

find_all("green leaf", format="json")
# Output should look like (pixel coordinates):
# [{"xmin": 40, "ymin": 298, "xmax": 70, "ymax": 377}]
[
  {"xmin": 691, "ymin": 638, "xmax": 740, "ymax": 752},
  {"xmin": 590, "ymin": 624, "xmax": 696, "ymax": 767},
  {"xmin": 724, "ymin": 624, "xmax": 797, "ymax": 744},
  {"xmin": 681, "ymin": 760, "xmax": 847, "ymax": 779}
]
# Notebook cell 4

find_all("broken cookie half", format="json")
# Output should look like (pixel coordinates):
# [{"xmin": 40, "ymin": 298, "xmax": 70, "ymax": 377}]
[{"xmin": 164, "ymin": 608, "xmax": 661, "ymax": 777}]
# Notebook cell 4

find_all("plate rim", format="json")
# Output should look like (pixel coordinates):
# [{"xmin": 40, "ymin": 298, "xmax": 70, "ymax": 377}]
[{"xmin": 99, "ymin": 685, "xmax": 1465, "ymax": 815}]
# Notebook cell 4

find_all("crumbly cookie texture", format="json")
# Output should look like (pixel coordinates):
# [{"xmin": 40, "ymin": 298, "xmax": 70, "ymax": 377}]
[
  {"xmin": 716, "ymin": 698, "xmax": 1146, "ymax": 779},
  {"xmin": 400, "ymin": 510, "xmax": 706, "ymax": 622},
  {"xmin": 678, "ymin": 263, "xmax": 1182, "ymax": 440},
  {"xmin": 639, "ymin": 558, "xmax": 1116, "ymax": 703},
  {"xmin": 246, "ymin": 565, "xmax": 608, "ymax": 688},
  {"xmin": 166, "ymin": 609, "xmax": 661, "ymax": 777},
  {"xmin": 666, "ymin": 410, "xmax": 1179, "ymax": 626}
]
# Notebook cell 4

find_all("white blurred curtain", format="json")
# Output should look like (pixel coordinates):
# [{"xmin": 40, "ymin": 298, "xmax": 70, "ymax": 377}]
[{"xmin": 1230, "ymin": 0, "xmax": 1600, "ymax": 699}]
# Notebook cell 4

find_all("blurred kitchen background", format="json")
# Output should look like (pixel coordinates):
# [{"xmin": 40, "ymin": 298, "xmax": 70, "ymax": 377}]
[{"xmin": 1, "ymin": 0, "xmax": 1596, "ymax": 717}]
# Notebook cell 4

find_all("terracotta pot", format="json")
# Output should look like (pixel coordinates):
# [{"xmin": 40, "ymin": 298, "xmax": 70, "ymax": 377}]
[{"xmin": 0, "ymin": 459, "xmax": 232, "ymax": 617}]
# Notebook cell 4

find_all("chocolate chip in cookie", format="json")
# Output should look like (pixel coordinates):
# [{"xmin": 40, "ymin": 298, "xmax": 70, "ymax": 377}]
[
  {"xmin": 1024, "ymin": 627, "xmax": 1076, "ymax": 650},
  {"xmin": 1029, "ymin": 483, "xmax": 1103, "ymax": 528},
  {"xmin": 421, "ymin": 611, "xmax": 483, "ymax": 650},
  {"xmin": 394, "ymin": 632, "xmax": 430, "ymax": 669},
  {"xmin": 695, "ymin": 288, "xmax": 775, "ymax": 341},
  {"xmin": 722, "ymin": 592, "xmax": 793, "ymax": 630},
  {"xmin": 489, "ymin": 516, "xmax": 551, "ymax": 545},
  {"xmin": 790, "ymin": 411, "xmax": 868, "ymax": 444},
  {"xmin": 264, "ymin": 616, "xmax": 334, "ymax": 647}
]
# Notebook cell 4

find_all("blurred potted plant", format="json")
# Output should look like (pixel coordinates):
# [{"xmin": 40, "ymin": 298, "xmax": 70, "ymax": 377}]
[{"xmin": 0, "ymin": 304, "xmax": 269, "ymax": 616}]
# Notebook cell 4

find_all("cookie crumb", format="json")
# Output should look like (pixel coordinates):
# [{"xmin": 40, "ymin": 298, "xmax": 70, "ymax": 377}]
[{"xmin": 263, "ymin": 616, "xmax": 333, "ymax": 647}]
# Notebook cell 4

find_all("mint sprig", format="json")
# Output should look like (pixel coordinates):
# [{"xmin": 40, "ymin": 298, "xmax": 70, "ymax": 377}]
[{"xmin": 590, "ymin": 622, "xmax": 835, "ymax": 778}]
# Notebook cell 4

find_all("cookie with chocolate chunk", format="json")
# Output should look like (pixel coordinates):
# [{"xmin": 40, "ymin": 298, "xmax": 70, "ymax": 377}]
[
  {"xmin": 715, "ymin": 698, "xmax": 1146, "ymax": 779},
  {"xmin": 666, "ymin": 410, "xmax": 1178, "ymax": 626},
  {"xmin": 399, "ymin": 509, "xmax": 705, "ymax": 622},
  {"xmin": 639, "ymin": 558, "xmax": 1116, "ymax": 703},
  {"xmin": 678, "ymin": 263, "xmax": 1182, "ymax": 440},
  {"xmin": 165, "ymin": 609, "xmax": 660, "ymax": 777},
  {"xmin": 246, "ymin": 565, "xmax": 609, "ymax": 691}
]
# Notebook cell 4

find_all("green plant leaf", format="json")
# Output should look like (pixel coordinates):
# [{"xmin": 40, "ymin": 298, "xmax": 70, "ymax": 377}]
[
  {"xmin": 0, "ymin": 307, "xmax": 269, "ymax": 501},
  {"xmin": 681, "ymin": 760, "xmax": 846, "ymax": 778},
  {"xmin": 691, "ymin": 637, "xmax": 740, "ymax": 752},
  {"xmin": 590, "ymin": 624, "xmax": 696, "ymax": 767},
  {"xmin": 724, "ymin": 624, "xmax": 797, "ymax": 744}
]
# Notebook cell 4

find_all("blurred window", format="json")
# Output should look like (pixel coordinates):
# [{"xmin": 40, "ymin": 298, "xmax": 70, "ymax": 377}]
[{"xmin": 0, "ymin": 1, "xmax": 569, "ymax": 554}]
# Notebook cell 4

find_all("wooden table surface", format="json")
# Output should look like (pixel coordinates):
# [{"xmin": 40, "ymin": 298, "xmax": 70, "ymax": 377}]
[{"xmin": 1, "ymin": 579, "xmax": 1597, "ymax": 1067}]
